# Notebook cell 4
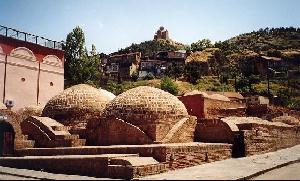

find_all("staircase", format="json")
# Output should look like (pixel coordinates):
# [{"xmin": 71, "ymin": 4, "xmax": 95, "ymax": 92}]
[
  {"xmin": 21, "ymin": 116, "xmax": 85, "ymax": 147},
  {"xmin": 0, "ymin": 154, "xmax": 168, "ymax": 179}
]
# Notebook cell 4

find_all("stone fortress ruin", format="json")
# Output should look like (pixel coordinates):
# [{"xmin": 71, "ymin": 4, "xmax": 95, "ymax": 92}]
[{"xmin": 0, "ymin": 84, "xmax": 299, "ymax": 179}]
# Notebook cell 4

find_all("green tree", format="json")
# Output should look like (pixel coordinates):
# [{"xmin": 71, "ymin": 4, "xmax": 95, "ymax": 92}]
[
  {"xmin": 191, "ymin": 39, "xmax": 213, "ymax": 52},
  {"xmin": 166, "ymin": 62, "xmax": 184, "ymax": 81},
  {"xmin": 160, "ymin": 76, "xmax": 178, "ymax": 95},
  {"xmin": 64, "ymin": 27, "xmax": 100, "ymax": 87}
]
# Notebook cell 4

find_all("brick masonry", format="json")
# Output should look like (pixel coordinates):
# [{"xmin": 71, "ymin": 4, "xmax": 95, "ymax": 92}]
[
  {"xmin": 42, "ymin": 84, "xmax": 113, "ymax": 138},
  {"xmin": 197, "ymin": 117, "xmax": 300, "ymax": 157},
  {"xmin": 15, "ymin": 143, "xmax": 232, "ymax": 172}
]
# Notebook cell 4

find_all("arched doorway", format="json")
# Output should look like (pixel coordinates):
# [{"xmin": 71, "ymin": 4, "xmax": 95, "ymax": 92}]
[{"xmin": 0, "ymin": 120, "xmax": 15, "ymax": 156}]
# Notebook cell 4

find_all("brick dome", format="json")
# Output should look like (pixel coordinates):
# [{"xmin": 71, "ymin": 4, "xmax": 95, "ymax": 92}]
[
  {"xmin": 42, "ymin": 84, "xmax": 113, "ymax": 121},
  {"xmin": 103, "ymin": 86, "xmax": 188, "ymax": 124}
]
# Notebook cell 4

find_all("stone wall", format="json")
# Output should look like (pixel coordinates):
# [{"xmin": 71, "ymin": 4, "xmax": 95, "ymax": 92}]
[
  {"xmin": 178, "ymin": 94, "xmax": 246, "ymax": 119},
  {"xmin": 178, "ymin": 94, "xmax": 205, "ymax": 119},
  {"xmin": 246, "ymin": 104, "xmax": 268, "ymax": 117},
  {"xmin": 86, "ymin": 118, "xmax": 152, "ymax": 145},
  {"xmin": 16, "ymin": 143, "xmax": 232, "ymax": 170},
  {"xmin": 195, "ymin": 118, "xmax": 238, "ymax": 144},
  {"xmin": 163, "ymin": 144, "xmax": 232, "ymax": 170},
  {"xmin": 87, "ymin": 116, "xmax": 197, "ymax": 145},
  {"xmin": 239, "ymin": 123, "xmax": 300, "ymax": 156},
  {"xmin": 0, "ymin": 110, "xmax": 35, "ymax": 149},
  {"xmin": 205, "ymin": 98, "xmax": 246, "ymax": 118},
  {"xmin": 196, "ymin": 117, "xmax": 300, "ymax": 157},
  {"xmin": 21, "ymin": 116, "xmax": 85, "ymax": 148}
]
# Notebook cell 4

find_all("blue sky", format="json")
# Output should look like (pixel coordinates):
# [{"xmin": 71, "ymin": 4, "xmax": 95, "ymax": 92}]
[{"xmin": 0, "ymin": 0, "xmax": 300, "ymax": 54}]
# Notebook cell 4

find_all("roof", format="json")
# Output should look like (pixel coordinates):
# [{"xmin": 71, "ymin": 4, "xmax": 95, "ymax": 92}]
[
  {"xmin": 109, "ymin": 52, "xmax": 141, "ymax": 58},
  {"xmin": 207, "ymin": 91, "xmax": 244, "ymax": 100},
  {"xmin": 183, "ymin": 90, "xmax": 230, "ymax": 102},
  {"xmin": 103, "ymin": 86, "xmax": 188, "ymax": 124},
  {"xmin": 184, "ymin": 90, "xmax": 244, "ymax": 101},
  {"xmin": 222, "ymin": 116, "xmax": 293, "ymax": 127},
  {"xmin": 42, "ymin": 84, "xmax": 114, "ymax": 119}
]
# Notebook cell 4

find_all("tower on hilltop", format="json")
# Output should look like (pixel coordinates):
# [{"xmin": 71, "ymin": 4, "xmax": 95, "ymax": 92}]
[{"xmin": 154, "ymin": 26, "xmax": 170, "ymax": 41}]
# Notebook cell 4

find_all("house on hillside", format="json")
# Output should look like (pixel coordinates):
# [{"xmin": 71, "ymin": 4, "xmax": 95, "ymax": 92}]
[
  {"xmin": 138, "ymin": 59, "xmax": 167, "ymax": 79},
  {"xmin": 185, "ymin": 48, "xmax": 223, "ymax": 76},
  {"xmin": 155, "ymin": 50, "xmax": 187, "ymax": 66},
  {"xmin": 101, "ymin": 52, "xmax": 141, "ymax": 82},
  {"xmin": 238, "ymin": 54, "xmax": 287, "ymax": 76}
]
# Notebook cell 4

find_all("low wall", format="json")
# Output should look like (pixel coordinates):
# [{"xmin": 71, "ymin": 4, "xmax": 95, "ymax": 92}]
[
  {"xmin": 16, "ymin": 143, "xmax": 232, "ymax": 170},
  {"xmin": 239, "ymin": 123, "xmax": 300, "ymax": 156},
  {"xmin": 178, "ymin": 95, "xmax": 205, "ymax": 119},
  {"xmin": 205, "ymin": 98, "xmax": 246, "ymax": 118},
  {"xmin": 0, "ymin": 110, "xmax": 35, "ymax": 149},
  {"xmin": 178, "ymin": 94, "xmax": 246, "ymax": 119},
  {"xmin": 196, "ymin": 117, "xmax": 300, "ymax": 157},
  {"xmin": 0, "ymin": 155, "xmax": 109, "ymax": 177},
  {"xmin": 246, "ymin": 104, "xmax": 268, "ymax": 117}
]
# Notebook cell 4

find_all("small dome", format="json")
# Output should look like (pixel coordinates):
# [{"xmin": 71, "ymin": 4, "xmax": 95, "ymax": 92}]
[
  {"xmin": 99, "ymin": 88, "xmax": 116, "ymax": 100},
  {"xmin": 103, "ymin": 86, "xmax": 188, "ymax": 124},
  {"xmin": 42, "ymin": 84, "xmax": 113, "ymax": 119}
]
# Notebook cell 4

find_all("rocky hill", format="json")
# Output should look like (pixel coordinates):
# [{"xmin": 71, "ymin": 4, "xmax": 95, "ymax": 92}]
[{"xmin": 110, "ymin": 39, "xmax": 188, "ymax": 58}]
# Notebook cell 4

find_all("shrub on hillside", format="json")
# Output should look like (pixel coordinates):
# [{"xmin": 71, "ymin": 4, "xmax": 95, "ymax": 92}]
[{"xmin": 160, "ymin": 76, "xmax": 178, "ymax": 95}]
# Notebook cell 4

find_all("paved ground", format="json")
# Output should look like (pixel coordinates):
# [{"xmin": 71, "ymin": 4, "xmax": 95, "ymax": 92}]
[
  {"xmin": 1, "ymin": 145, "xmax": 300, "ymax": 180},
  {"xmin": 251, "ymin": 162, "xmax": 300, "ymax": 180},
  {"xmin": 0, "ymin": 166, "xmax": 114, "ymax": 180},
  {"xmin": 140, "ymin": 145, "xmax": 300, "ymax": 180}
]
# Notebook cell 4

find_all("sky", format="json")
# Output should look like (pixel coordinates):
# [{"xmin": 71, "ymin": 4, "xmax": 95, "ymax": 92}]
[{"xmin": 0, "ymin": 0, "xmax": 300, "ymax": 54}]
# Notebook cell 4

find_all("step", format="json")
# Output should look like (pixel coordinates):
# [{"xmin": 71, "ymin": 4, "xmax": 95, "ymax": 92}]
[
  {"xmin": 15, "ymin": 140, "xmax": 35, "ymax": 149},
  {"xmin": 107, "ymin": 162, "xmax": 168, "ymax": 179},
  {"xmin": 41, "ymin": 138, "xmax": 86, "ymax": 148},
  {"xmin": 110, "ymin": 156, "xmax": 159, "ymax": 167},
  {"xmin": 52, "ymin": 133, "xmax": 80, "ymax": 140},
  {"xmin": 51, "ymin": 125, "xmax": 69, "ymax": 131},
  {"xmin": 0, "ymin": 154, "xmax": 140, "ymax": 178}
]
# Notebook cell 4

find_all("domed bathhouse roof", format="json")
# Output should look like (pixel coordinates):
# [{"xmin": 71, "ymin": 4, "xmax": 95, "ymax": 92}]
[
  {"xmin": 87, "ymin": 86, "xmax": 196, "ymax": 145},
  {"xmin": 42, "ymin": 84, "xmax": 114, "ymax": 135},
  {"xmin": 103, "ymin": 86, "xmax": 188, "ymax": 124},
  {"xmin": 43, "ymin": 84, "xmax": 114, "ymax": 117}
]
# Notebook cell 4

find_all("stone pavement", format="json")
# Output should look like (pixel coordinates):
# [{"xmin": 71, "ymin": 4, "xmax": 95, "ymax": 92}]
[
  {"xmin": 140, "ymin": 144, "xmax": 300, "ymax": 180},
  {"xmin": 251, "ymin": 162, "xmax": 300, "ymax": 180},
  {"xmin": 0, "ymin": 166, "xmax": 115, "ymax": 180}
]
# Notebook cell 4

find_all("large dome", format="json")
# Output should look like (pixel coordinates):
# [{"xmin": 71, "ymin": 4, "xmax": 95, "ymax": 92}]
[
  {"xmin": 42, "ymin": 84, "xmax": 113, "ymax": 119},
  {"xmin": 103, "ymin": 86, "xmax": 188, "ymax": 124}
]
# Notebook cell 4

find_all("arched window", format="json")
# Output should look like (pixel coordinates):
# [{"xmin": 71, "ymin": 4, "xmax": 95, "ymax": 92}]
[
  {"xmin": 10, "ymin": 47, "xmax": 36, "ymax": 61},
  {"xmin": 42, "ymin": 55, "xmax": 63, "ymax": 67}
]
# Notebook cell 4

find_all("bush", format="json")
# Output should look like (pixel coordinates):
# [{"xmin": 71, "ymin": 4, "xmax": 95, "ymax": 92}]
[
  {"xmin": 160, "ymin": 76, "xmax": 178, "ymax": 95},
  {"xmin": 130, "ymin": 72, "xmax": 139, "ymax": 82},
  {"xmin": 144, "ymin": 73, "xmax": 155, "ymax": 80}
]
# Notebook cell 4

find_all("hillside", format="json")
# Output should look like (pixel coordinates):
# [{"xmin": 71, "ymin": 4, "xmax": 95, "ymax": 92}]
[
  {"xmin": 110, "ymin": 39, "xmax": 188, "ymax": 58},
  {"xmin": 224, "ymin": 27, "xmax": 300, "ymax": 53}
]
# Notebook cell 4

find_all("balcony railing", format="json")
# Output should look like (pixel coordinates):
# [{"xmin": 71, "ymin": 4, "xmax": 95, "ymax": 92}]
[{"xmin": 0, "ymin": 25, "xmax": 64, "ymax": 50}]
